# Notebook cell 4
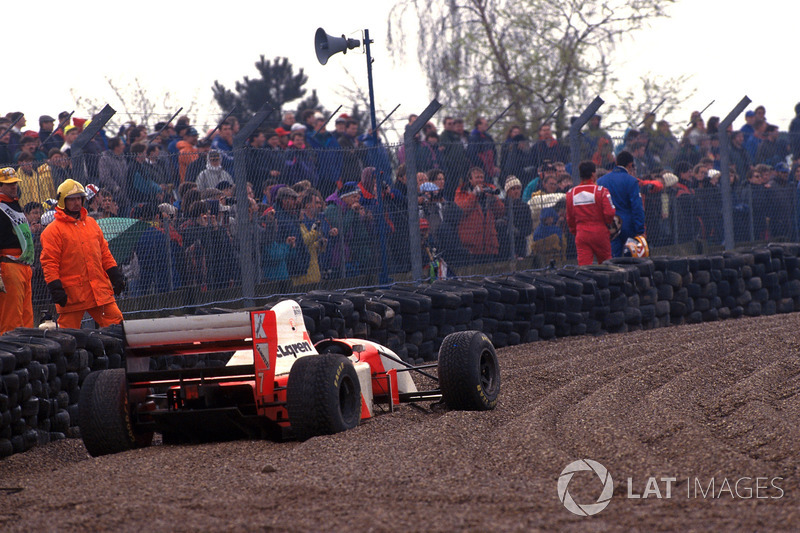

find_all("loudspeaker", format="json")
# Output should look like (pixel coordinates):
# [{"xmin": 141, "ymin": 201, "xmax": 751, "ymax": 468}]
[{"xmin": 315, "ymin": 28, "xmax": 361, "ymax": 65}]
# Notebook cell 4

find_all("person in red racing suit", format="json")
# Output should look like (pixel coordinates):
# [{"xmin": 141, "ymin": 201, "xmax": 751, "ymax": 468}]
[{"xmin": 566, "ymin": 161, "xmax": 616, "ymax": 265}]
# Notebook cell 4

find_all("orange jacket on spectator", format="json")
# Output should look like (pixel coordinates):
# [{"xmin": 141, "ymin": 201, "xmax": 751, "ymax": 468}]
[
  {"xmin": 454, "ymin": 183, "xmax": 505, "ymax": 255},
  {"xmin": 177, "ymin": 140, "xmax": 199, "ymax": 183},
  {"xmin": 40, "ymin": 207, "xmax": 117, "ymax": 313}
]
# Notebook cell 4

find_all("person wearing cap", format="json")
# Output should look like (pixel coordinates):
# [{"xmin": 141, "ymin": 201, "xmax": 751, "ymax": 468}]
[
  {"xmin": 333, "ymin": 115, "xmax": 347, "ymax": 140},
  {"xmin": 0, "ymin": 168, "xmax": 35, "ymax": 333},
  {"xmin": 263, "ymin": 186, "xmax": 309, "ymax": 282},
  {"xmin": 275, "ymin": 127, "xmax": 291, "ymax": 150},
  {"xmin": 38, "ymin": 115, "xmax": 61, "ymax": 154},
  {"xmin": 177, "ymin": 126, "xmax": 200, "ymax": 183},
  {"xmin": 60, "ymin": 125, "xmax": 79, "ymax": 156},
  {"xmin": 503, "ymin": 176, "xmax": 533, "ymax": 259},
  {"xmin": 303, "ymin": 109, "xmax": 343, "ymax": 198},
  {"xmin": 323, "ymin": 181, "xmax": 369, "ymax": 276},
  {"xmin": 565, "ymin": 162, "xmax": 615, "ymax": 265},
  {"xmin": 40, "ymin": 179, "xmax": 125, "ymax": 328}
]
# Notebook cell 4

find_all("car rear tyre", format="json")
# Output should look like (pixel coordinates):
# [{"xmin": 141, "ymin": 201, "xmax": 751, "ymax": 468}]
[
  {"xmin": 286, "ymin": 354, "xmax": 361, "ymax": 441},
  {"xmin": 79, "ymin": 369, "xmax": 151, "ymax": 456},
  {"xmin": 437, "ymin": 331, "xmax": 500, "ymax": 411}
]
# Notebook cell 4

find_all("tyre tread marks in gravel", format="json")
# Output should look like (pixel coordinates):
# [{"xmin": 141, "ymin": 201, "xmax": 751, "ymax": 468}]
[
  {"xmin": 78, "ymin": 369, "xmax": 139, "ymax": 457},
  {"xmin": 437, "ymin": 331, "xmax": 500, "ymax": 411},
  {"xmin": 286, "ymin": 354, "xmax": 361, "ymax": 441}
]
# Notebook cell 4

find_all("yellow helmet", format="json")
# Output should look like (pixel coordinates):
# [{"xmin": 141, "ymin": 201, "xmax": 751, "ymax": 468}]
[{"xmin": 56, "ymin": 179, "xmax": 87, "ymax": 209}]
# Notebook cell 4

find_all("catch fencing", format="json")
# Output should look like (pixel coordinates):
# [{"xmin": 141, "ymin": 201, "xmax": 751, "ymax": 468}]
[{"xmin": 9, "ymin": 126, "xmax": 800, "ymax": 322}]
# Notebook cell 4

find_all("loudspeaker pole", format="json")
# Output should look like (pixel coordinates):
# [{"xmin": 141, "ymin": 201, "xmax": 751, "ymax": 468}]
[{"xmin": 364, "ymin": 29, "xmax": 378, "ymax": 145}]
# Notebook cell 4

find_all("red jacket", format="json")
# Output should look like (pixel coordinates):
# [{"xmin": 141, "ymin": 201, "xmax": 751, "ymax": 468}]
[
  {"xmin": 454, "ymin": 184, "xmax": 505, "ymax": 255},
  {"xmin": 40, "ymin": 207, "xmax": 118, "ymax": 313},
  {"xmin": 566, "ymin": 182, "xmax": 616, "ymax": 234}
]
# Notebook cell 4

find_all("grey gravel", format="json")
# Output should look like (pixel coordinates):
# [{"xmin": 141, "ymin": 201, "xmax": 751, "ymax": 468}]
[{"xmin": 1, "ymin": 313, "xmax": 799, "ymax": 532}]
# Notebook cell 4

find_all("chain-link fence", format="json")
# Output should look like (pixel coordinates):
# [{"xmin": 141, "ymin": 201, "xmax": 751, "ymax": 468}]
[{"xmin": 8, "ymin": 128, "xmax": 799, "ymax": 321}]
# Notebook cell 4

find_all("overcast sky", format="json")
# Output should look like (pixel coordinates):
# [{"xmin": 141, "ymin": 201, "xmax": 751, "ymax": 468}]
[{"xmin": 6, "ymin": 1, "xmax": 797, "ymax": 140}]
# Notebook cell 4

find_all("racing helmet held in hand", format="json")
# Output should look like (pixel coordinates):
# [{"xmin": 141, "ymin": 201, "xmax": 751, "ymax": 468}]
[
  {"xmin": 56, "ymin": 179, "xmax": 87, "ymax": 209},
  {"xmin": 624, "ymin": 235, "xmax": 649, "ymax": 258}
]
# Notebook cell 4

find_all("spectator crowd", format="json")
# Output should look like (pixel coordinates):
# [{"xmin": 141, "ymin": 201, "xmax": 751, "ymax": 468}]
[{"xmin": 1, "ymin": 102, "xmax": 799, "ymax": 313}]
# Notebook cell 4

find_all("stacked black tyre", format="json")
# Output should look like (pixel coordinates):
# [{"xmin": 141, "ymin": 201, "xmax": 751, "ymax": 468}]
[{"xmin": 0, "ymin": 327, "xmax": 125, "ymax": 458}]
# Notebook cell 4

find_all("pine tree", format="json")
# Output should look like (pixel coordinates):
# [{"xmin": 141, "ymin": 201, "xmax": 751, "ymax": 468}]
[{"xmin": 212, "ymin": 56, "xmax": 310, "ymax": 127}]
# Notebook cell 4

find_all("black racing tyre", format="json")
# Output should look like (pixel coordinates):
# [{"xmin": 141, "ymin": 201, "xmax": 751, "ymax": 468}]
[
  {"xmin": 78, "ymin": 369, "xmax": 150, "ymax": 457},
  {"xmin": 286, "ymin": 354, "xmax": 361, "ymax": 441},
  {"xmin": 437, "ymin": 331, "xmax": 500, "ymax": 411},
  {"xmin": 0, "ymin": 350, "xmax": 15, "ymax": 374}
]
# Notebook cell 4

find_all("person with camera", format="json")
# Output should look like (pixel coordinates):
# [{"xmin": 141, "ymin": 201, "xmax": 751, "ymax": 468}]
[
  {"xmin": 454, "ymin": 166, "xmax": 505, "ymax": 262},
  {"xmin": 295, "ymin": 190, "xmax": 338, "ymax": 285}
]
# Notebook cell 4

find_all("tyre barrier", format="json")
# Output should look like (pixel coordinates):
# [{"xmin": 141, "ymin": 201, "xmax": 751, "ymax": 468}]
[
  {"xmin": 2, "ymin": 244, "xmax": 799, "ymax": 459},
  {"xmin": 0, "ymin": 327, "xmax": 126, "ymax": 458}
]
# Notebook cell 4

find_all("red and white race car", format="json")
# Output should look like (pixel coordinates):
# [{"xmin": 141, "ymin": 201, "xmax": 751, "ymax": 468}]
[{"xmin": 79, "ymin": 300, "xmax": 500, "ymax": 456}]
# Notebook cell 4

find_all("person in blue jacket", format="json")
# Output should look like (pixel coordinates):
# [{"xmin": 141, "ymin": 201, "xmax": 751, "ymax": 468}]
[{"xmin": 597, "ymin": 150, "xmax": 645, "ymax": 257}]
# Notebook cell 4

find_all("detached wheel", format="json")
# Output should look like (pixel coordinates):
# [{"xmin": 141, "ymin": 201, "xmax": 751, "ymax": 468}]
[
  {"xmin": 286, "ymin": 354, "xmax": 361, "ymax": 441},
  {"xmin": 438, "ymin": 331, "xmax": 500, "ymax": 410},
  {"xmin": 79, "ymin": 369, "xmax": 152, "ymax": 456}
]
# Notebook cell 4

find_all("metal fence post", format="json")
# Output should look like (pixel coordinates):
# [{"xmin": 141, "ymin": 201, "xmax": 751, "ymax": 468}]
[
  {"xmin": 569, "ymin": 97, "xmax": 604, "ymax": 184},
  {"xmin": 232, "ymin": 103, "xmax": 274, "ymax": 307},
  {"xmin": 404, "ymin": 100, "xmax": 442, "ymax": 282},
  {"xmin": 71, "ymin": 104, "xmax": 115, "ymax": 184},
  {"xmin": 718, "ymin": 96, "xmax": 752, "ymax": 250}
]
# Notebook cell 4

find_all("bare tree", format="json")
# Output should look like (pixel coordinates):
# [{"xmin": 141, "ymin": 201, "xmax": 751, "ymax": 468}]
[
  {"xmin": 71, "ymin": 77, "xmax": 201, "ymax": 135},
  {"xmin": 610, "ymin": 73, "xmax": 696, "ymax": 133},
  {"xmin": 388, "ymin": 0, "xmax": 681, "ymax": 138}
]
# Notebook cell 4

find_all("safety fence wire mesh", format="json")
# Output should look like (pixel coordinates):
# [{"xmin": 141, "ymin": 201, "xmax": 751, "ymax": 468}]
[{"xmin": 8, "ymin": 134, "xmax": 798, "ymax": 319}]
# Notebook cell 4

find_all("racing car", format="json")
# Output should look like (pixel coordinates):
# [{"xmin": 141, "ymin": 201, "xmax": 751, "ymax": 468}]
[{"xmin": 78, "ymin": 300, "xmax": 501, "ymax": 456}]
